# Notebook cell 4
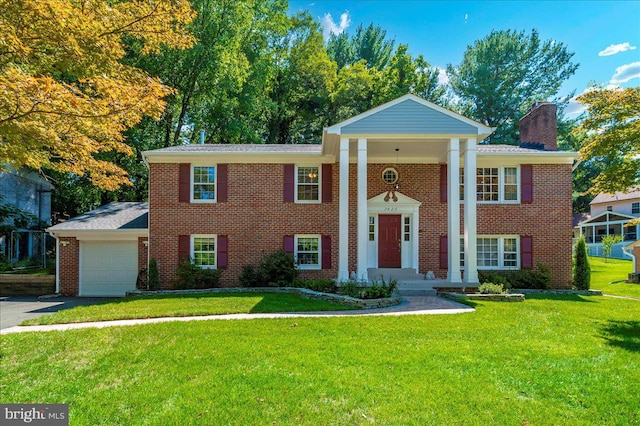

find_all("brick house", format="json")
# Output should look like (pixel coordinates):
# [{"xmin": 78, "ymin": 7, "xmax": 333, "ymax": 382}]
[{"xmin": 48, "ymin": 94, "xmax": 577, "ymax": 296}]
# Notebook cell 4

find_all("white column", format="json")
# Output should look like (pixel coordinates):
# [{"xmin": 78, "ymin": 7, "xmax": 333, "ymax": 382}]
[
  {"xmin": 463, "ymin": 138, "xmax": 478, "ymax": 284},
  {"xmin": 447, "ymin": 138, "xmax": 462, "ymax": 283},
  {"xmin": 338, "ymin": 137, "xmax": 350, "ymax": 281},
  {"xmin": 357, "ymin": 138, "xmax": 368, "ymax": 280}
]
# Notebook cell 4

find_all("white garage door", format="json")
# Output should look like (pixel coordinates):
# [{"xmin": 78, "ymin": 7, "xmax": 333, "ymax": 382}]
[{"xmin": 80, "ymin": 241, "xmax": 138, "ymax": 296}]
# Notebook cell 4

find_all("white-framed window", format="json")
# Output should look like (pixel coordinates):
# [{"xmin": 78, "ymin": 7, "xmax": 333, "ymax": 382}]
[
  {"xmin": 403, "ymin": 216, "xmax": 411, "ymax": 241},
  {"xmin": 191, "ymin": 235, "xmax": 217, "ymax": 269},
  {"xmin": 295, "ymin": 235, "xmax": 321, "ymax": 270},
  {"xmin": 460, "ymin": 166, "xmax": 520, "ymax": 203},
  {"xmin": 382, "ymin": 167, "xmax": 399, "ymax": 185},
  {"xmin": 633, "ymin": 203, "xmax": 640, "ymax": 214},
  {"xmin": 295, "ymin": 166, "xmax": 321, "ymax": 203},
  {"xmin": 369, "ymin": 216, "xmax": 375, "ymax": 241},
  {"xmin": 192, "ymin": 165, "xmax": 216, "ymax": 202},
  {"xmin": 477, "ymin": 236, "xmax": 520, "ymax": 270}
]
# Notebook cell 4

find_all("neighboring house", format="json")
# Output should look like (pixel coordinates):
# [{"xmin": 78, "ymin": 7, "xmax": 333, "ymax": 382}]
[
  {"xmin": 577, "ymin": 189, "xmax": 640, "ymax": 243},
  {"xmin": 0, "ymin": 167, "xmax": 53, "ymax": 261},
  {"xmin": 576, "ymin": 189, "xmax": 640, "ymax": 260},
  {"xmin": 49, "ymin": 94, "xmax": 577, "ymax": 296}
]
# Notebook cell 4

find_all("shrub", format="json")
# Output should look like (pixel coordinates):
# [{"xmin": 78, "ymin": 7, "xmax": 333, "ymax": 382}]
[
  {"xmin": 148, "ymin": 258, "xmax": 160, "ymax": 290},
  {"xmin": 171, "ymin": 258, "xmax": 222, "ymax": 290},
  {"xmin": 478, "ymin": 264, "xmax": 551, "ymax": 290},
  {"xmin": 337, "ymin": 278, "xmax": 397, "ymax": 299},
  {"xmin": 509, "ymin": 263, "xmax": 551, "ymax": 289},
  {"xmin": 338, "ymin": 280, "xmax": 361, "ymax": 298},
  {"xmin": 238, "ymin": 265, "xmax": 263, "ymax": 287},
  {"xmin": 478, "ymin": 282, "xmax": 507, "ymax": 294},
  {"xmin": 477, "ymin": 270, "xmax": 510, "ymax": 289},
  {"xmin": 259, "ymin": 249, "xmax": 298, "ymax": 287},
  {"xmin": 573, "ymin": 235, "xmax": 591, "ymax": 290},
  {"xmin": 292, "ymin": 279, "xmax": 337, "ymax": 293},
  {"xmin": 237, "ymin": 249, "xmax": 299, "ymax": 287}
]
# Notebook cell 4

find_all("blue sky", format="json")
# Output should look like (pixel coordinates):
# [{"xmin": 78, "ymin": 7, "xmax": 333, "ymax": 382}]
[{"xmin": 289, "ymin": 1, "xmax": 640, "ymax": 117}]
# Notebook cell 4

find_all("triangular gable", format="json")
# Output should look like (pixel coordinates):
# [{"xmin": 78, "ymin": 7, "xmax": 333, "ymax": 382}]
[
  {"xmin": 325, "ymin": 94, "xmax": 494, "ymax": 138},
  {"xmin": 580, "ymin": 211, "xmax": 636, "ymax": 225},
  {"xmin": 368, "ymin": 191, "xmax": 422, "ymax": 207}
]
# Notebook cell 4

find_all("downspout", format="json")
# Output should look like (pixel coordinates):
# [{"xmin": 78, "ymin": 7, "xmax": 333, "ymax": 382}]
[
  {"xmin": 49, "ymin": 231, "xmax": 60, "ymax": 294},
  {"xmin": 623, "ymin": 245, "xmax": 636, "ymax": 273}
]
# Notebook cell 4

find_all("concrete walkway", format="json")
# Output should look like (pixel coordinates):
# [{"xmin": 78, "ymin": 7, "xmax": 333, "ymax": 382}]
[{"xmin": 0, "ymin": 296, "xmax": 473, "ymax": 334}]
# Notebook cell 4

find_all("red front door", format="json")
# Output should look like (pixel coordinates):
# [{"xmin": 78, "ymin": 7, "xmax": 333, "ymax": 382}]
[{"xmin": 378, "ymin": 215, "xmax": 401, "ymax": 268}]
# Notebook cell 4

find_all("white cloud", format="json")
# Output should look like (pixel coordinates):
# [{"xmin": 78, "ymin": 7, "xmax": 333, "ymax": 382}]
[
  {"xmin": 321, "ymin": 12, "xmax": 351, "ymax": 41},
  {"xmin": 610, "ymin": 61, "xmax": 640, "ymax": 84},
  {"xmin": 598, "ymin": 42, "xmax": 637, "ymax": 57},
  {"xmin": 435, "ymin": 67, "xmax": 449, "ymax": 86}
]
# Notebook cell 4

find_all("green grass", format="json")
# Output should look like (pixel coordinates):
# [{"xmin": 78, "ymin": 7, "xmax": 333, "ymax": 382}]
[
  {"xmin": 589, "ymin": 256, "xmax": 640, "ymax": 298},
  {"xmin": 3, "ymin": 262, "xmax": 640, "ymax": 423},
  {"xmin": 2, "ymin": 295, "xmax": 640, "ymax": 424},
  {"xmin": 21, "ymin": 292, "xmax": 353, "ymax": 325}
]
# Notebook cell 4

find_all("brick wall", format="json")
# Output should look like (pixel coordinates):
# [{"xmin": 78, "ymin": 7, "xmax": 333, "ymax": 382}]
[
  {"xmin": 58, "ymin": 237, "xmax": 79, "ymax": 295},
  {"xmin": 149, "ymin": 163, "xmax": 339, "ymax": 287},
  {"xmin": 149, "ymin": 161, "xmax": 573, "ymax": 289},
  {"xmin": 519, "ymin": 102, "xmax": 558, "ymax": 151},
  {"xmin": 138, "ymin": 237, "xmax": 148, "ymax": 274}
]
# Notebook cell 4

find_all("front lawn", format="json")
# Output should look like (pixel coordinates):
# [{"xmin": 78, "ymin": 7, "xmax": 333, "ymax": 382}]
[
  {"xmin": 2, "ymin": 295, "xmax": 639, "ymax": 424},
  {"xmin": 21, "ymin": 292, "xmax": 353, "ymax": 325},
  {"xmin": 589, "ymin": 256, "xmax": 640, "ymax": 298}
]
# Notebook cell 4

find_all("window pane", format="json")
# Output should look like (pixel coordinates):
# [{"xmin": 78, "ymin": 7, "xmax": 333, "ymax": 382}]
[
  {"xmin": 193, "ymin": 237, "xmax": 216, "ymax": 268},
  {"xmin": 296, "ymin": 236, "xmax": 320, "ymax": 268},
  {"xmin": 476, "ymin": 168, "xmax": 499, "ymax": 201},
  {"xmin": 503, "ymin": 237, "xmax": 518, "ymax": 268},
  {"xmin": 297, "ymin": 185, "xmax": 319, "ymax": 201},
  {"xmin": 477, "ymin": 237, "xmax": 498, "ymax": 267},
  {"xmin": 297, "ymin": 167, "xmax": 320, "ymax": 201},
  {"xmin": 369, "ymin": 217, "xmax": 375, "ymax": 241},
  {"xmin": 504, "ymin": 167, "xmax": 518, "ymax": 201},
  {"xmin": 193, "ymin": 167, "xmax": 216, "ymax": 200}
]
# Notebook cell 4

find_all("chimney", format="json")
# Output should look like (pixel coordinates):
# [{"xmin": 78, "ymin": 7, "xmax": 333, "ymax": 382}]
[{"xmin": 519, "ymin": 102, "xmax": 557, "ymax": 151}]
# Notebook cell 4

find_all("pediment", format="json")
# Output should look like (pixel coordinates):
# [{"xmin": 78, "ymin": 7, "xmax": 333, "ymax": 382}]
[{"xmin": 368, "ymin": 191, "xmax": 422, "ymax": 207}]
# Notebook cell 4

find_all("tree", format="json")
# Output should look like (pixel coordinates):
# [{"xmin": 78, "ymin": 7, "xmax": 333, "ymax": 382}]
[
  {"xmin": 447, "ymin": 29, "xmax": 578, "ymax": 143},
  {"xmin": 264, "ymin": 11, "xmax": 337, "ymax": 144},
  {"xmin": 0, "ymin": 0, "xmax": 195, "ymax": 190},
  {"xmin": 573, "ymin": 235, "xmax": 590, "ymax": 290},
  {"xmin": 327, "ymin": 23, "xmax": 395, "ymax": 70},
  {"xmin": 575, "ymin": 86, "xmax": 640, "ymax": 194},
  {"xmin": 601, "ymin": 234, "xmax": 623, "ymax": 263}
]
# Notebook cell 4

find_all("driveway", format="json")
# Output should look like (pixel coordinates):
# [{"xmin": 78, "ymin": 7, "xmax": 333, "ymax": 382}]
[{"xmin": 0, "ymin": 296, "xmax": 117, "ymax": 330}]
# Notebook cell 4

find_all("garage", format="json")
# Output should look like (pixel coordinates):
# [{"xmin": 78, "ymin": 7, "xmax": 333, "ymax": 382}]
[
  {"xmin": 80, "ymin": 241, "xmax": 138, "ymax": 296},
  {"xmin": 47, "ymin": 202, "xmax": 148, "ymax": 297}
]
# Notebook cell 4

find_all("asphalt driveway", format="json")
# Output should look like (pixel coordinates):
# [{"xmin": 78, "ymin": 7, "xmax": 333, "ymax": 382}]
[{"xmin": 0, "ymin": 296, "xmax": 117, "ymax": 330}]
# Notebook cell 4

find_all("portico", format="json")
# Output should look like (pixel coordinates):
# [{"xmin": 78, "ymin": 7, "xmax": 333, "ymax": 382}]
[{"xmin": 322, "ymin": 94, "xmax": 494, "ymax": 285}]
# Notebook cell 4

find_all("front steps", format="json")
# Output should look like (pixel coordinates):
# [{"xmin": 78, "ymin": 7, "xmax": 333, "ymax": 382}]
[{"xmin": 367, "ymin": 268, "xmax": 438, "ymax": 296}]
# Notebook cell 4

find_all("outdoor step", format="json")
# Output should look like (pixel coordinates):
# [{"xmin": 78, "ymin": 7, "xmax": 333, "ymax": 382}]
[{"xmin": 398, "ymin": 288, "xmax": 438, "ymax": 297}]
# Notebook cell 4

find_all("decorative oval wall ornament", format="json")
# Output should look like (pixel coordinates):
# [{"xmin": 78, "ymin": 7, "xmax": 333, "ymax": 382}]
[{"xmin": 381, "ymin": 167, "xmax": 399, "ymax": 185}]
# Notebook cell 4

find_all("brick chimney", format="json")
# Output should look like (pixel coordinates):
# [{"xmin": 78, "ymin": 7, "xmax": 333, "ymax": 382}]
[{"xmin": 519, "ymin": 102, "xmax": 557, "ymax": 151}]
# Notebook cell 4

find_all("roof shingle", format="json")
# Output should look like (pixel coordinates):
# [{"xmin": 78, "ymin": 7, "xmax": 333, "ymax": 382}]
[{"xmin": 48, "ymin": 202, "xmax": 148, "ymax": 231}]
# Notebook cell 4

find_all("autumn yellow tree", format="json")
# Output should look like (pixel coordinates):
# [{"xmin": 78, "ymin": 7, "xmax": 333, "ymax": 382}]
[
  {"xmin": 0, "ymin": 0, "xmax": 194, "ymax": 189},
  {"xmin": 576, "ymin": 85, "xmax": 640, "ymax": 194}
]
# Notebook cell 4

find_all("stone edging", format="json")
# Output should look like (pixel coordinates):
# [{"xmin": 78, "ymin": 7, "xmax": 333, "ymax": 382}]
[
  {"xmin": 438, "ymin": 291, "xmax": 525, "ymax": 302},
  {"xmin": 514, "ymin": 289, "xmax": 603, "ymax": 296},
  {"xmin": 126, "ymin": 287, "xmax": 402, "ymax": 309}
]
